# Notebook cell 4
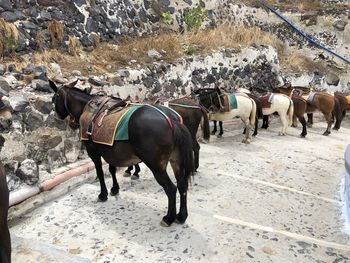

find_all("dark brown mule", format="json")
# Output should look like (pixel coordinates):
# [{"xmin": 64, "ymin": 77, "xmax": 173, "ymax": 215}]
[
  {"xmin": 165, "ymin": 97, "xmax": 210, "ymax": 170},
  {"xmin": 333, "ymin": 92, "xmax": 348, "ymax": 130},
  {"xmin": 125, "ymin": 96, "xmax": 210, "ymax": 177},
  {"xmin": 0, "ymin": 162, "xmax": 11, "ymax": 263},
  {"xmin": 50, "ymin": 80, "xmax": 194, "ymax": 226}
]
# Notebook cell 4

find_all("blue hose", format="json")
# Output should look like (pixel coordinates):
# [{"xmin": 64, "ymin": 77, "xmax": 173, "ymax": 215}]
[{"xmin": 260, "ymin": 1, "xmax": 350, "ymax": 65}]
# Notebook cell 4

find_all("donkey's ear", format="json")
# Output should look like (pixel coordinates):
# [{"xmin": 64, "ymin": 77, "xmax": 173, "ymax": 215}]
[
  {"xmin": 49, "ymin": 79, "xmax": 58, "ymax": 93},
  {"xmin": 84, "ymin": 86, "xmax": 92, "ymax": 94},
  {"xmin": 65, "ymin": 79, "xmax": 79, "ymax": 88}
]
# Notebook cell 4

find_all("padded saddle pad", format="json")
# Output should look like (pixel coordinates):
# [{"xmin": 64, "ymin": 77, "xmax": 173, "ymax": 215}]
[
  {"xmin": 302, "ymin": 92, "xmax": 316, "ymax": 105},
  {"xmin": 220, "ymin": 94, "xmax": 238, "ymax": 112},
  {"xmin": 80, "ymin": 105, "xmax": 142, "ymax": 146},
  {"xmin": 259, "ymin": 93, "xmax": 274, "ymax": 108}
]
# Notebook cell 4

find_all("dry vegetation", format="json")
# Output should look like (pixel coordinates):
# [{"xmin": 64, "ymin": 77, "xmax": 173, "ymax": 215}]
[
  {"xmin": 3, "ymin": 24, "xmax": 325, "ymax": 76},
  {"xmin": 279, "ymin": 51, "xmax": 326, "ymax": 74},
  {"xmin": 68, "ymin": 36, "xmax": 81, "ymax": 56},
  {"xmin": 47, "ymin": 20, "xmax": 64, "ymax": 49},
  {"xmin": 0, "ymin": 18, "xmax": 18, "ymax": 58}
]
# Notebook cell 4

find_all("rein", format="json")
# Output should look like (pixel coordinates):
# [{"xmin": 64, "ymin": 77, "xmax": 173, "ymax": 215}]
[{"xmin": 195, "ymin": 91, "xmax": 224, "ymax": 112}]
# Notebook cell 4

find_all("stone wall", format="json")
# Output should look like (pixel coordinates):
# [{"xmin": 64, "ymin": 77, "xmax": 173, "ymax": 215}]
[
  {"xmin": 0, "ymin": 44, "xmax": 280, "ymax": 191},
  {"xmin": 0, "ymin": 0, "xmax": 214, "ymax": 54}
]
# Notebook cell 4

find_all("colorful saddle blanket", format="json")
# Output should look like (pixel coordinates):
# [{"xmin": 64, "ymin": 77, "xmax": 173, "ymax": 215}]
[
  {"xmin": 259, "ymin": 93, "xmax": 274, "ymax": 108},
  {"xmin": 80, "ymin": 105, "xmax": 142, "ymax": 145},
  {"xmin": 302, "ymin": 92, "xmax": 316, "ymax": 105},
  {"xmin": 221, "ymin": 94, "xmax": 238, "ymax": 112}
]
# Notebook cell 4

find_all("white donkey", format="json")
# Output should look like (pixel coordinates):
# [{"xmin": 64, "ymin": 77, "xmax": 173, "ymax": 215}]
[
  {"xmin": 260, "ymin": 93, "xmax": 294, "ymax": 135},
  {"xmin": 195, "ymin": 88, "xmax": 256, "ymax": 144}
]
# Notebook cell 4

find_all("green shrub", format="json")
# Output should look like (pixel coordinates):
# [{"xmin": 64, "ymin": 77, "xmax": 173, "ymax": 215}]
[
  {"xmin": 162, "ymin": 11, "xmax": 173, "ymax": 25},
  {"xmin": 184, "ymin": 2, "xmax": 208, "ymax": 30},
  {"xmin": 185, "ymin": 46, "xmax": 197, "ymax": 55}
]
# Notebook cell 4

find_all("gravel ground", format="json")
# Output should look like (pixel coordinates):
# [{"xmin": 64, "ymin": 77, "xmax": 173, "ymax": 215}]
[{"xmin": 9, "ymin": 114, "xmax": 350, "ymax": 262}]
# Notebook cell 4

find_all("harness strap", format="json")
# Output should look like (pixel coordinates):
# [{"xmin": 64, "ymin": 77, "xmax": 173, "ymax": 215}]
[
  {"xmin": 168, "ymin": 102, "xmax": 200, "ymax": 109},
  {"xmin": 145, "ymin": 104, "xmax": 174, "ymax": 129},
  {"xmin": 166, "ymin": 106, "xmax": 183, "ymax": 124}
]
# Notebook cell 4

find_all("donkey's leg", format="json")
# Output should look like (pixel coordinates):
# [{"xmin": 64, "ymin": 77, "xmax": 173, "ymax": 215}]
[
  {"xmin": 252, "ymin": 117, "xmax": 258, "ymax": 136},
  {"xmin": 146, "ymin": 163, "xmax": 177, "ymax": 226},
  {"xmin": 292, "ymin": 115, "xmax": 298, "ymax": 128},
  {"xmin": 307, "ymin": 113, "xmax": 313, "ymax": 127},
  {"xmin": 298, "ymin": 115, "xmax": 307, "ymax": 138},
  {"xmin": 333, "ymin": 110, "xmax": 342, "ymax": 130},
  {"xmin": 123, "ymin": 166, "xmax": 133, "ymax": 177},
  {"xmin": 218, "ymin": 121, "xmax": 223, "ymax": 137},
  {"xmin": 109, "ymin": 165, "xmax": 120, "ymax": 195},
  {"xmin": 279, "ymin": 114, "xmax": 288, "ymax": 136},
  {"xmin": 241, "ymin": 118, "xmax": 251, "ymax": 144},
  {"xmin": 131, "ymin": 164, "xmax": 141, "ymax": 180},
  {"xmin": 193, "ymin": 138, "xmax": 200, "ymax": 172},
  {"xmin": 170, "ymin": 160, "xmax": 188, "ymax": 224},
  {"xmin": 323, "ymin": 113, "xmax": 333, "ymax": 136},
  {"xmin": 261, "ymin": 115, "xmax": 269, "ymax": 129},
  {"xmin": 211, "ymin": 120, "xmax": 217, "ymax": 135},
  {"xmin": 90, "ymin": 155, "xmax": 108, "ymax": 201}
]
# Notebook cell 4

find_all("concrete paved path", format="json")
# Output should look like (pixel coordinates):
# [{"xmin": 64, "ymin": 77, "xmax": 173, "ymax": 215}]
[{"xmin": 9, "ymin": 116, "xmax": 350, "ymax": 262}]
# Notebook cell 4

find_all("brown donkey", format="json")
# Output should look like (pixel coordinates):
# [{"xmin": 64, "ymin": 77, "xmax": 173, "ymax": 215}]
[
  {"xmin": 0, "ymin": 162, "xmax": 11, "ymax": 263},
  {"xmin": 305, "ymin": 92, "xmax": 335, "ymax": 135}
]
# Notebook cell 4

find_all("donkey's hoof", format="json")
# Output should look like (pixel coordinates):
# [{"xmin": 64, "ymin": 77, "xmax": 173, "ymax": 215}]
[
  {"xmin": 98, "ymin": 193, "xmax": 108, "ymax": 202},
  {"xmin": 123, "ymin": 172, "xmax": 131, "ymax": 177},
  {"xmin": 160, "ymin": 216, "xmax": 174, "ymax": 227},
  {"xmin": 332, "ymin": 127, "xmax": 339, "ymax": 131},
  {"xmin": 175, "ymin": 213, "xmax": 188, "ymax": 224},
  {"xmin": 300, "ymin": 134, "xmax": 306, "ymax": 138},
  {"xmin": 110, "ymin": 186, "xmax": 119, "ymax": 196},
  {"xmin": 131, "ymin": 174, "xmax": 139, "ymax": 180},
  {"xmin": 241, "ymin": 138, "xmax": 250, "ymax": 144},
  {"xmin": 323, "ymin": 131, "xmax": 330, "ymax": 136},
  {"xmin": 211, "ymin": 131, "xmax": 216, "ymax": 135},
  {"xmin": 278, "ymin": 132, "xmax": 286, "ymax": 136},
  {"xmin": 252, "ymin": 133, "xmax": 257, "ymax": 137},
  {"xmin": 217, "ymin": 134, "xmax": 223, "ymax": 138}
]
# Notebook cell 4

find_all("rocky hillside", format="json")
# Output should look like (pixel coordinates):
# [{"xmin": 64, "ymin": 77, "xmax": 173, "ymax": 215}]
[{"xmin": 0, "ymin": 0, "xmax": 349, "ymax": 192}]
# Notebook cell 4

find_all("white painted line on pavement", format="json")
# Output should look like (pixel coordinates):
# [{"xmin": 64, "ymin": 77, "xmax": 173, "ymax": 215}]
[
  {"xmin": 216, "ymin": 171, "xmax": 338, "ymax": 204},
  {"xmin": 214, "ymin": 214, "xmax": 350, "ymax": 252}
]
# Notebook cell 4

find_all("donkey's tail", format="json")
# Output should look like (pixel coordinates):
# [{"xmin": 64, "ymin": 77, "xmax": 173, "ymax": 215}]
[
  {"xmin": 174, "ymin": 123, "xmax": 194, "ymax": 181},
  {"xmin": 200, "ymin": 107, "xmax": 210, "ymax": 142},
  {"xmin": 333, "ymin": 97, "xmax": 342, "ymax": 128},
  {"xmin": 287, "ymin": 99, "xmax": 294, "ymax": 126},
  {"xmin": 249, "ymin": 99, "xmax": 257, "ymax": 127}
]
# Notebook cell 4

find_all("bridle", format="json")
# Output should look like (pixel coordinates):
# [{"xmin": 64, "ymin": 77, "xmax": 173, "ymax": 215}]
[
  {"xmin": 194, "ymin": 90, "xmax": 224, "ymax": 112},
  {"xmin": 53, "ymin": 87, "xmax": 80, "ymax": 128}
]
